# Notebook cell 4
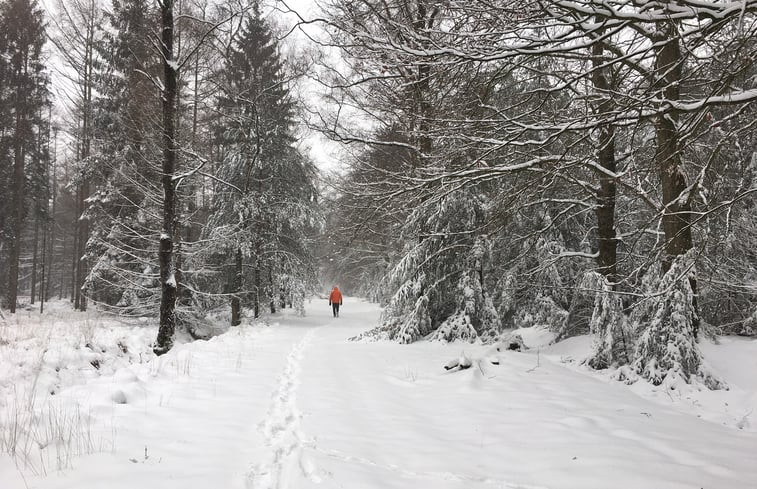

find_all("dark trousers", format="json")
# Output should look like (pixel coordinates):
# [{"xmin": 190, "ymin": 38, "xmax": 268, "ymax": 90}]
[{"xmin": 332, "ymin": 303, "xmax": 340, "ymax": 317}]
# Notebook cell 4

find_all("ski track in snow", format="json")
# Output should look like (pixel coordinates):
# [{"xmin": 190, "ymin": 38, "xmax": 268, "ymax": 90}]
[{"xmin": 246, "ymin": 327, "xmax": 321, "ymax": 489}]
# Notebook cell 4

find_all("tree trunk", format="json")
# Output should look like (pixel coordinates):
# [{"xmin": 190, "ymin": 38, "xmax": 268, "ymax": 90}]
[
  {"xmin": 253, "ymin": 262, "xmax": 261, "ymax": 319},
  {"xmin": 8, "ymin": 117, "xmax": 25, "ymax": 314},
  {"xmin": 59, "ymin": 228, "xmax": 66, "ymax": 300},
  {"xmin": 71, "ymin": 181, "xmax": 79, "ymax": 303},
  {"xmin": 154, "ymin": 0, "xmax": 178, "ymax": 355},
  {"xmin": 39, "ymin": 213, "xmax": 47, "ymax": 313},
  {"xmin": 31, "ymin": 214, "xmax": 39, "ymax": 304},
  {"xmin": 591, "ymin": 23, "xmax": 618, "ymax": 286},
  {"xmin": 231, "ymin": 247, "xmax": 242, "ymax": 326},
  {"xmin": 39, "ymin": 222, "xmax": 47, "ymax": 313},
  {"xmin": 174, "ymin": 214, "xmax": 183, "ymax": 305},
  {"xmin": 654, "ymin": 20, "xmax": 699, "ymax": 336},
  {"xmin": 655, "ymin": 26, "xmax": 693, "ymax": 266},
  {"xmin": 413, "ymin": 2, "xmax": 434, "ymax": 158},
  {"xmin": 269, "ymin": 267, "xmax": 276, "ymax": 314},
  {"xmin": 75, "ymin": 24, "xmax": 94, "ymax": 311},
  {"xmin": 75, "ymin": 181, "xmax": 89, "ymax": 311},
  {"xmin": 46, "ymin": 127, "xmax": 57, "ymax": 302}
]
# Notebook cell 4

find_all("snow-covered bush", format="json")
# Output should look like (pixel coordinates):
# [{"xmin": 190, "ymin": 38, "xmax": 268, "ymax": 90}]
[
  {"xmin": 557, "ymin": 275, "xmax": 598, "ymax": 342},
  {"xmin": 384, "ymin": 290, "xmax": 432, "ymax": 344},
  {"xmin": 432, "ymin": 236, "xmax": 501, "ymax": 342},
  {"xmin": 489, "ymin": 218, "xmax": 578, "ymax": 332},
  {"xmin": 515, "ymin": 293, "xmax": 568, "ymax": 329},
  {"xmin": 373, "ymin": 241, "xmax": 434, "ymax": 343},
  {"xmin": 433, "ymin": 311, "xmax": 479, "ymax": 342},
  {"xmin": 495, "ymin": 331, "xmax": 527, "ymax": 352},
  {"xmin": 362, "ymin": 190, "xmax": 501, "ymax": 343},
  {"xmin": 740, "ymin": 309, "xmax": 757, "ymax": 336},
  {"xmin": 632, "ymin": 253, "xmax": 723, "ymax": 389},
  {"xmin": 492, "ymin": 274, "xmax": 517, "ymax": 329},
  {"xmin": 582, "ymin": 272, "xmax": 633, "ymax": 369},
  {"xmin": 432, "ymin": 265, "xmax": 501, "ymax": 343}
]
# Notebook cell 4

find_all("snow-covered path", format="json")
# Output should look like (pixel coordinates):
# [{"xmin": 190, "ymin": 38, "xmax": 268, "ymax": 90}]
[
  {"xmin": 248, "ymin": 326, "xmax": 320, "ymax": 488},
  {"xmin": 1, "ymin": 298, "xmax": 756, "ymax": 489}
]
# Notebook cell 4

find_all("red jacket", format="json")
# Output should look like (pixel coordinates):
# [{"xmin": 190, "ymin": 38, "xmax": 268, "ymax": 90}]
[{"xmin": 329, "ymin": 287, "xmax": 343, "ymax": 305}]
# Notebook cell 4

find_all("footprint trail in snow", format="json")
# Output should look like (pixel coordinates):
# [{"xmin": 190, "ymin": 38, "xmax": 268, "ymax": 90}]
[{"xmin": 247, "ymin": 327, "xmax": 321, "ymax": 489}]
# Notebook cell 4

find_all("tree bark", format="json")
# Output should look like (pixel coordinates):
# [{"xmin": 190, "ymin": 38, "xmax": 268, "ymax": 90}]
[
  {"xmin": 231, "ymin": 247, "xmax": 242, "ymax": 326},
  {"xmin": 74, "ymin": 180, "xmax": 89, "ymax": 311},
  {"xmin": 655, "ymin": 24, "xmax": 693, "ymax": 267},
  {"xmin": 46, "ymin": 126, "xmax": 57, "ymax": 302},
  {"xmin": 31, "ymin": 213, "xmax": 39, "ymax": 304},
  {"xmin": 154, "ymin": 0, "xmax": 179, "ymax": 355},
  {"xmin": 269, "ymin": 267, "xmax": 275, "ymax": 314},
  {"xmin": 8, "ymin": 114, "xmax": 25, "ymax": 314},
  {"xmin": 70, "ymin": 132, "xmax": 79, "ymax": 304},
  {"xmin": 39, "ymin": 217, "xmax": 47, "ymax": 313},
  {"xmin": 253, "ymin": 262, "xmax": 260, "ymax": 319},
  {"xmin": 654, "ymin": 20, "xmax": 699, "ymax": 336},
  {"xmin": 591, "ymin": 23, "xmax": 618, "ymax": 286},
  {"xmin": 74, "ymin": 15, "xmax": 95, "ymax": 312}
]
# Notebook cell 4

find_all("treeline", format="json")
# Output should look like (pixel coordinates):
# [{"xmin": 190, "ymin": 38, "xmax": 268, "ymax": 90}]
[
  {"xmin": 0, "ymin": 0, "xmax": 320, "ymax": 352},
  {"xmin": 318, "ymin": 0, "xmax": 757, "ymax": 387}
]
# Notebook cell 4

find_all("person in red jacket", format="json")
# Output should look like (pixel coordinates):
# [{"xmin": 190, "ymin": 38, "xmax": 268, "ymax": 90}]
[{"xmin": 329, "ymin": 286, "xmax": 343, "ymax": 317}]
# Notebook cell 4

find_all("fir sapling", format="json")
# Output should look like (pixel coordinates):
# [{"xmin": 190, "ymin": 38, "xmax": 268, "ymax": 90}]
[
  {"xmin": 582, "ymin": 272, "xmax": 633, "ymax": 370},
  {"xmin": 632, "ymin": 252, "xmax": 724, "ymax": 389}
]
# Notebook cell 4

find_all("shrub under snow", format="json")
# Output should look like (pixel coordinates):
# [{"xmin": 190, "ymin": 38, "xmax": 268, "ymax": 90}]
[
  {"xmin": 631, "ymin": 253, "xmax": 723, "ymax": 389},
  {"xmin": 582, "ymin": 272, "xmax": 633, "ymax": 370},
  {"xmin": 431, "ymin": 268, "xmax": 501, "ymax": 343}
]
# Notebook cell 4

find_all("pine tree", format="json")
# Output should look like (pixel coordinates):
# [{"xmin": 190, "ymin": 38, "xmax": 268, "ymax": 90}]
[
  {"xmin": 582, "ymin": 272, "xmax": 633, "ymax": 369},
  {"xmin": 207, "ymin": 4, "xmax": 317, "ymax": 325},
  {"xmin": 632, "ymin": 252, "xmax": 722, "ymax": 389},
  {"xmin": 85, "ymin": 0, "xmax": 163, "ymax": 314},
  {"xmin": 369, "ymin": 189, "xmax": 501, "ymax": 343}
]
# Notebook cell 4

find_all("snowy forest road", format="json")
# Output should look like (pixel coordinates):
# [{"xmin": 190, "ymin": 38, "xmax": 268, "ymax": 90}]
[
  {"xmin": 1, "ymin": 298, "xmax": 756, "ymax": 489},
  {"xmin": 251, "ymin": 299, "xmax": 757, "ymax": 489}
]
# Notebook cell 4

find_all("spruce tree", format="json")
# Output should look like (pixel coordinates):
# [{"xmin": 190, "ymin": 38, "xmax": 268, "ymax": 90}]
[
  {"xmin": 207, "ymin": 4, "xmax": 317, "ymax": 324},
  {"xmin": 86, "ymin": 0, "xmax": 162, "ymax": 314}
]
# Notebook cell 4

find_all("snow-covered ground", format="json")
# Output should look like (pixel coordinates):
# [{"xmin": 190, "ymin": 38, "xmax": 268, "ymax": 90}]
[{"xmin": 1, "ymin": 298, "xmax": 756, "ymax": 488}]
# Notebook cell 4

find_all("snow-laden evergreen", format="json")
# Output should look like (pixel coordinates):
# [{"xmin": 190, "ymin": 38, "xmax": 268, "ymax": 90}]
[
  {"xmin": 582, "ymin": 272, "xmax": 633, "ymax": 369},
  {"xmin": 361, "ymin": 190, "xmax": 500, "ymax": 343},
  {"xmin": 432, "ymin": 239, "xmax": 501, "ymax": 343},
  {"xmin": 83, "ymin": 0, "xmax": 162, "ymax": 315},
  {"xmin": 632, "ymin": 253, "xmax": 722, "ymax": 389},
  {"xmin": 198, "ymin": 6, "xmax": 318, "ymax": 324}
]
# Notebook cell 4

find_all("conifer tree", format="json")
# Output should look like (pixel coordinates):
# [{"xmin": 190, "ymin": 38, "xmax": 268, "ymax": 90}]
[
  {"xmin": 0, "ymin": 0, "xmax": 49, "ymax": 313},
  {"xmin": 207, "ymin": 4, "xmax": 317, "ymax": 325},
  {"xmin": 86, "ymin": 0, "xmax": 163, "ymax": 314}
]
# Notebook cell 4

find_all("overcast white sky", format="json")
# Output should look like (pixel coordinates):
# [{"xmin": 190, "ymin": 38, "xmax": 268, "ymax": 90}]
[{"xmin": 272, "ymin": 0, "xmax": 347, "ymax": 174}]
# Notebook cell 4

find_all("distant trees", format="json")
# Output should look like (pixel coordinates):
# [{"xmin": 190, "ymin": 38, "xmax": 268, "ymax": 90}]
[{"xmin": 49, "ymin": 0, "xmax": 107, "ymax": 313}]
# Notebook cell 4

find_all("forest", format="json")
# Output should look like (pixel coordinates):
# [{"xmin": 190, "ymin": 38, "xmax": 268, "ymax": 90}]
[{"xmin": 1, "ymin": 0, "xmax": 756, "ymax": 391}]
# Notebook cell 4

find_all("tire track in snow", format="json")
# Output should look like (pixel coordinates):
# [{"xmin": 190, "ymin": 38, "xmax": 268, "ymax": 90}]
[{"xmin": 246, "ymin": 327, "xmax": 321, "ymax": 489}]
